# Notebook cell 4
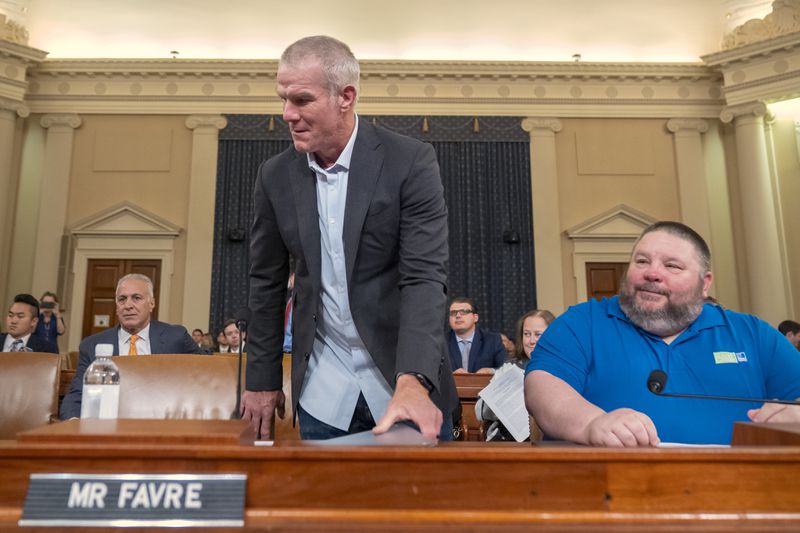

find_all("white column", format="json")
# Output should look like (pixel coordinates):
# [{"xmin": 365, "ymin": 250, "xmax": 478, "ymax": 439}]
[
  {"xmin": 183, "ymin": 114, "xmax": 227, "ymax": 331},
  {"xmin": 720, "ymin": 102, "xmax": 789, "ymax": 324},
  {"xmin": 0, "ymin": 101, "xmax": 28, "ymax": 307},
  {"xmin": 30, "ymin": 114, "xmax": 82, "ymax": 297},
  {"xmin": 522, "ymin": 117, "xmax": 565, "ymax": 315},
  {"xmin": 666, "ymin": 118, "xmax": 712, "ymax": 241}
]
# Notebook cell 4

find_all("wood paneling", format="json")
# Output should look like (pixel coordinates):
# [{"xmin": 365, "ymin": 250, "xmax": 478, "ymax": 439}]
[
  {"xmin": 2, "ymin": 424, "xmax": 799, "ymax": 531},
  {"xmin": 586, "ymin": 262, "xmax": 627, "ymax": 301}
]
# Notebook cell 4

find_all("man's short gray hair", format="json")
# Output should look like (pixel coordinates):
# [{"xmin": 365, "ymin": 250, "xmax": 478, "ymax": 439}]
[
  {"xmin": 116, "ymin": 273, "xmax": 154, "ymax": 298},
  {"xmin": 280, "ymin": 35, "xmax": 360, "ymax": 96}
]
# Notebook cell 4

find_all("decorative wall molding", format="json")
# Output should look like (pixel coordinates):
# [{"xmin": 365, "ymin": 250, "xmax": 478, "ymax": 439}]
[
  {"xmin": 566, "ymin": 204, "xmax": 658, "ymax": 303},
  {"xmin": 0, "ymin": 94, "xmax": 26, "ymax": 116},
  {"xmin": 0, "ymin": 13, "xmax": 28, "ymax": 45},
  {"xmin": 521, "ymin": 117, "xmax": 563, "ymax": 133},
  {"xmin": 39, "ymin": 113, "xmax": 81, "ymax": 129},
  {"xmin": 720, "ymin": 101, "xmax": 769, "ymax": 123},
  {"xmin": 704, "ymin": 30, "xmax": 800, "ymax": 106},
  {"xmin": 70, "ymin": 201, "xmax": 182, "ymax": 238},
  {"xmin": 0, "ymin": 39, "xmax": 46, "ymax": 105},
  {"xmin": 185, "ymin": 114, "xmax": 227, "ymax": 130},
  {"xmin": 22, "ymin": 58, "xmax": 724, "ymax": 118},
  {"xmin": 566, "ymin": 204, "xmax": 656, "ymax": 241},
  {"xmin": 722, "ymin": 0, "xmax": 800, "ymax": 50},
  {"xmin": 666, "ymin": 118, "xmax": 709, "ymax": 133}
]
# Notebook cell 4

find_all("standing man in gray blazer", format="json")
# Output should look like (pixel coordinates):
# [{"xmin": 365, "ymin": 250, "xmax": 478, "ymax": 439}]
[
  {"xmin": 60, "ymin": 273, "xmax": 199, "ymax": 419},
  {"xmin": 242, "ymin": 35, "xmax": 458, "ymax": 441}
]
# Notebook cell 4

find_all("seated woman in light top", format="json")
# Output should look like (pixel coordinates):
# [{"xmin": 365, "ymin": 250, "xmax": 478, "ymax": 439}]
[{"xmin": 477, "ymin": 309, "xmax": 556, "ymax": 441}]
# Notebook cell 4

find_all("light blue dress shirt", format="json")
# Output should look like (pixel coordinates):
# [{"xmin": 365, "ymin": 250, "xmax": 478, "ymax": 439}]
[{"xmin": 298, "ymin": 116, "xmax": 393, "ymax": 431}]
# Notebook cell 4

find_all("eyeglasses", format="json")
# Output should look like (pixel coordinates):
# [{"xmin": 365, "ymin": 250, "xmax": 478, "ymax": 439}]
[{"xmin": 449, "ymin": 309, "xmax": 474, "ymax": 317}]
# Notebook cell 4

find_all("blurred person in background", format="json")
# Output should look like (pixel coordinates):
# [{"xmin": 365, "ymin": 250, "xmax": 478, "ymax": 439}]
[{"xmin": 35, "ymin": 291, "xmax": 65, "ymax": 353}]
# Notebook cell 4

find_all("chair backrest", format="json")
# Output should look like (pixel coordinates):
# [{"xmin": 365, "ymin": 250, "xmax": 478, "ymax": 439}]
[
  {"xmin": 67, "ymin": 351, "xmax": 79, "ymax": 370},
  {"xmin": 115, "ymin": 354, "xmax": 241, "ymax": 419},
  {"xmin": 0, "ymin": 352, "xmax": 61, "ymax": 439}
]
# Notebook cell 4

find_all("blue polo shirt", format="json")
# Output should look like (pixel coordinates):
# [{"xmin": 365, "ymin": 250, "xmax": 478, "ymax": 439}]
[{"xmin": 526, "ymin": 296, "xmax": 800, "ymax": 444}]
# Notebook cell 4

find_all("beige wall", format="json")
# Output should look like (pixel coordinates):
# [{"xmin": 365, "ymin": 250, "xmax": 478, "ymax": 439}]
[
  {"xmin": 6, "ymin": 110, "xmax": 793, "ymax": 338},
  {"xmin": 555, "ymin": 118, "xmax": 682, "ymax": 306},
  {"xmin": 66, "ymin": 115, "xmax": 193, "ymax": 325}
]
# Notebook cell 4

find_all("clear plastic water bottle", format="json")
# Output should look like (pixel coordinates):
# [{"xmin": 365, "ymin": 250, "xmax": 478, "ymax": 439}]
[{"xmin": 80, "ymin": 343, "xmax": 120, "ymax": 419}]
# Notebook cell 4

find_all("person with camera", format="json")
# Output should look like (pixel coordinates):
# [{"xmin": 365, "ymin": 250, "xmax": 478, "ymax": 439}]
[{"xmin": 34, "ymin": 291, "xmax": 65, "ymax": 353}]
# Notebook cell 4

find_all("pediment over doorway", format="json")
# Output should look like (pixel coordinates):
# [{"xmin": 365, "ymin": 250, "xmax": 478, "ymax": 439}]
[
  {"xmin": 566, "ymin": 204, "xmax": 657, "ymax": 241},
  {"xmin": 70, "ymin": 202, "xmax": 181, "ymax": 237}
]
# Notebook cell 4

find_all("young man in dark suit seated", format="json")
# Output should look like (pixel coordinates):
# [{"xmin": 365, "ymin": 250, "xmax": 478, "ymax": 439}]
[
  {"xmin": 1, "ymin": 293, "xmax": 57, "ymax": 353},
  {"xmin": 447, "ymin": 297, "xmax": 506, "ymax": 374},
  {"xmin": 60, "ymin": 273, "xmax": 200, "ymax": 419}
]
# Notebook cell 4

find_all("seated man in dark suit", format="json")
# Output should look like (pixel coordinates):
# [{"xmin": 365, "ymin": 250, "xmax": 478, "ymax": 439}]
[
  {"xmin": 2, "ymin": 293, "xmax": 57, "ymax": 353},
  {"xmin": 60, "ymin": 273, "xmax": 200, "ymax": 419},
  {"xmin": 447, "ymin": 297, "xmax": 506, "ymax": 374}
]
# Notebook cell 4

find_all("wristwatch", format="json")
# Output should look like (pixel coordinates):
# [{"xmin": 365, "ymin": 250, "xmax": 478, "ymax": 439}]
[{"xmin": 399, "ymin": 372, "xmax": 434, "ymax": 392}]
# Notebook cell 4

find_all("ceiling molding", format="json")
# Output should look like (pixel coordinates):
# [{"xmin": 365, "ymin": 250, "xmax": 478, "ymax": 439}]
[
  {"xmin": 703, "ymin": 31, "xmax": 800, "ymax": 106},
  {"xmin": 23, "ymin": 58, "xmax": 725, "ymax": 118}
]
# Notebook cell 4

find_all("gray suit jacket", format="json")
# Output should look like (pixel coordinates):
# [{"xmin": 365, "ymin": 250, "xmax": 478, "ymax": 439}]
[
  {"xmin": 59, "ymin": 320, "xmax": 199, "ymax": 419},
  {"xmin": 247, "ymin": 120, "xmax": 458, "ymax": 420}
]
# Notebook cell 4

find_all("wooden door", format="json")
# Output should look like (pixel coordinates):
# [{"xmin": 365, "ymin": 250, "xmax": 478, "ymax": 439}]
[
  {"xmin": 585, "ymin": 262, "xmax": 627, "ymax": 301},
  {"xmin": 82, "ymin": 259, "xmax": 161, "ymax": 339}
]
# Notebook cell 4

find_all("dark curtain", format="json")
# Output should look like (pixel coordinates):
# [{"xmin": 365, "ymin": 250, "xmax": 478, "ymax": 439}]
[
  {"xmin": 435, "ymin": 140, "xmax": 535, "ymax": 337},
  {"xmin": 210, "ymin": 115, "xmax": 534, "ymax": 338}
]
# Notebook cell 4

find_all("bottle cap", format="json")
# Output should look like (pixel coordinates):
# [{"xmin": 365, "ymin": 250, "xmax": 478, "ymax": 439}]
[{"xmin": 95, "ymin": 343, "xmax": 114, "ymax": 357}]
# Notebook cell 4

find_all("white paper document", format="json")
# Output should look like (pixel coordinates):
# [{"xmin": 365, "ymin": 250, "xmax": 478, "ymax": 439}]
[
  {"xmin": 305, "ymin": 423, "xmax": 437, "ymax": 446},
  {"xmin": 479, "ymin": 364, "xmax": 530, "ymax": 442}
]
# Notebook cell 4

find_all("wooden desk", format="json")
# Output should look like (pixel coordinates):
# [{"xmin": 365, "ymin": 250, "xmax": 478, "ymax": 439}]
[
  {"xmin": 1, "ymin": 431, "xmax": 799, "ymax": 530},
  {"xmin": 453, "ymin": 373, "xmax": 491, "ymax": 441}
]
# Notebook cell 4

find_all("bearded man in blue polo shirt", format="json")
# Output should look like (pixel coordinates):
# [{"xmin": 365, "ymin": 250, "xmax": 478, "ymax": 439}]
[{"xmin": 525, "ymin": 221, "xmax": 800, "ymax": 446}]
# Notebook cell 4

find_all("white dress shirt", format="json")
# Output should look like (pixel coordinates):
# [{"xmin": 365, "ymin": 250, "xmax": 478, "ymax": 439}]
[
  {"xmin": 118, "ymin": 323, "xmax": 152, "ymax": 355},
  {"xmin": 298, "ymin": 116, "xmax": 394, "ymax": 431},
  {"xmin": 2, "ymin": 334, "xmax": 31, "ymax": 352}
]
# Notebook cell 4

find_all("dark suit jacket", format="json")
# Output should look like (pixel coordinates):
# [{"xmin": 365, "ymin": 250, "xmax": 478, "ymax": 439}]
[
  {"xmin": 448, "ymin": 328, "xmax": 506, "ymax": 372},
  {"xmin": 247, "ymin": 120, "xmax": 458, "ymax": 420},
  {"xmin": 59, "ymin": 320, "xmax": 200, "ymax": 419},
  {"xmin": 0, "ymin": 333, "xmax": 58, "ymax": 353}
]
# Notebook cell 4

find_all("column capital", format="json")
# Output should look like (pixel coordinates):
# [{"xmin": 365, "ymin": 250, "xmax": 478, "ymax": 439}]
[
  {"xmin": 720, "ymin": 101, "xmax": 768, "ymax": 124},
  {"xmin": 666, "ymin": 118, "xmax": 708, "ymax": 134},
  {"xmin": 40, "ymin": 114, "xmax": 82, "ymax": 129},
  {"xmin": 0, "ymin": 97, "xmax": 29, "ymax": 117},
  {"xmin": 185, "ymin": 114, "xmax": 227, "ymax": 131},
  {"xmin": 521, "ymin": 117, "xmax": 562, "ymax": 134}
]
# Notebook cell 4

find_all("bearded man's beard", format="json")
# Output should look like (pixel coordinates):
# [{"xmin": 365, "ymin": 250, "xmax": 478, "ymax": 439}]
[{"xmin": 618, "ymin": 280, "xmax": 705, "ymax": 337}]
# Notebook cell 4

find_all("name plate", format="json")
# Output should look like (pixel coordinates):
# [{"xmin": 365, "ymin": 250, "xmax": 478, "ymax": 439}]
[{"xmin": 19, "ymin": 473, "xmax": 246, "ymax": 527}]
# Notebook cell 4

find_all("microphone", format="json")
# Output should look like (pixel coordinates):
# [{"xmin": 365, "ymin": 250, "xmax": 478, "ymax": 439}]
[
  {"xmin": 232, "ymin": 307, "xmax": 251, "ymax": 419},
  {"xmin": 235, "ymin": 307, "xmax": 251, "ymax": 333},
  {"xmin": 647, "ymin": 370, "xmax": 800, "ymax": 406}
]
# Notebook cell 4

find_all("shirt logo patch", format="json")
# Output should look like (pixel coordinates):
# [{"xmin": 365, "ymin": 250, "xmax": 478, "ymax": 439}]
[
  {"xmin": 736, "ymin": 351, "xmax": 748, "ymax": 363},
  {"xmin": 713, "ymin": 351, "xmax": 739, "ymax": 364}
]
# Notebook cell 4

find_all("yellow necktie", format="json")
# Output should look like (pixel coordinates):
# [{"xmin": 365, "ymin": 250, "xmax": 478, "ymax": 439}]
[{"xmin": 128, "ymin": 334, "xmax": 139, "ymax": 356}]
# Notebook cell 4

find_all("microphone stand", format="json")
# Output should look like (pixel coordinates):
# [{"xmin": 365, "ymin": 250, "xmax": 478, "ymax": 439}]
[
  {"xmin": 232, "ymin": 318, "xmax": 247, "ymax": 420},
  {"xmin": 234, "ymin": 337, "xmax": 244, "ymax": 418},
  {"xmin": 648, "ymin": 370, "xmax": 800, "ymax": 406}
]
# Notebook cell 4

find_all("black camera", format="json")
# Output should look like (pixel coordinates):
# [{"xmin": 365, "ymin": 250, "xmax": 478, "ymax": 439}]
[{"xmin": 41, "ymin": 301, "xmax": 55, "ymax": 309}]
